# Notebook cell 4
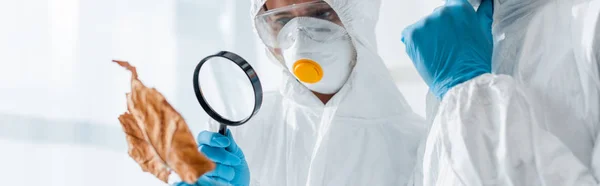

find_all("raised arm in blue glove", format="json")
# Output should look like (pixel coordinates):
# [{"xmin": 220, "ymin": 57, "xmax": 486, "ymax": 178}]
[
  {"xmin": 402, "ymin": 0, "xmax": 494, "ymax": 99},
  {"xmin": 175, "ymin": 129, "xmax": 250, "ymax": 186}
]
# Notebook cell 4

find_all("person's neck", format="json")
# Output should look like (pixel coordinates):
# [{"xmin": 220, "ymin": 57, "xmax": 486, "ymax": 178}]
[{"xmin": 312, "ymin": 91, "xmax": 335, "ymax": 104}]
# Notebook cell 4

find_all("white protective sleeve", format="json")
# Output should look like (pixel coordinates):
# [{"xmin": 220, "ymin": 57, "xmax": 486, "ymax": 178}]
[{"xmin": 423, "ymin": 74, "xmax": 598, "ymax": 186}]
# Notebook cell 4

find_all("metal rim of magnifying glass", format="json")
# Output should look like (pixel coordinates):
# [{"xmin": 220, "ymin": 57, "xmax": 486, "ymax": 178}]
[{"xmin": 193, "ymin": 51, "xmax": 263, "ymax": 126}]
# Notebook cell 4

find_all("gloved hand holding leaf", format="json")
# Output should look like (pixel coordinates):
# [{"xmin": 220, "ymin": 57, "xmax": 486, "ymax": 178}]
[{"xmin": 114, "ymin": 60, "xmax": 215, "ymax": 184}]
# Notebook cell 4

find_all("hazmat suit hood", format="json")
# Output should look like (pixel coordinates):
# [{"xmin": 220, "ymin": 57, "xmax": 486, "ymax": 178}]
[{"xmin": 250, "ymin": 0, "xmax": 416, "ymax": 118}]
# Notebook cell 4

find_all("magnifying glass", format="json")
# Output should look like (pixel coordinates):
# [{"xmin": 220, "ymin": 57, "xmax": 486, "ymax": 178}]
[{"xmin": 193, "ymin": 51, "xmax": 263, "ymax": 135}]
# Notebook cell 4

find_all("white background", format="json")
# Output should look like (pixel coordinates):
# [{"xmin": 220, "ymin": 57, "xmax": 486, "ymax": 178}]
[{"xmin": 0, "ymin": 0, "xmax": 439, "ymax": 185}]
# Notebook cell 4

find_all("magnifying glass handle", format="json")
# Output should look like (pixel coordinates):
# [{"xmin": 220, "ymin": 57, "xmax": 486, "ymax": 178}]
[{"xmin": 218, "ymin": 124, "xmax": 227, "ymax": 135}]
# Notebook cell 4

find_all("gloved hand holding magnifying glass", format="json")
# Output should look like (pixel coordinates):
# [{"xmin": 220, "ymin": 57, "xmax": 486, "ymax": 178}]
[{"xmin": 175, "ymin": 51, "xmax": 261, "ymax": 186}]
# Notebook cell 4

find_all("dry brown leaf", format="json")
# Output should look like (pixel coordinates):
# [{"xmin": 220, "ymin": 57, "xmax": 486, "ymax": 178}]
[{"xmin": 114, "ymin": 60, "xmax": 215, "ymax": 184}]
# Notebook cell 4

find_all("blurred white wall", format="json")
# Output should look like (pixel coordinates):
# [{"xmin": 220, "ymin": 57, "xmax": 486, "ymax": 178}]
[
  {"xmin": 377, "ymin": 0, "xmax": 441, "ymax": 116},
  {"xmin": 0, "ymin": 0, "xmax": 437, "ymax": 185}
]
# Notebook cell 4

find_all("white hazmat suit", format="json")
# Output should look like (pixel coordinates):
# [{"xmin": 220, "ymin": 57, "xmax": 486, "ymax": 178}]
[
  {"xmin": 213, "ymin": 0, "xmax": 427, "ymax": 185},
  {"xmin": 423, "ymin": 0, "xmax": 600, "ymax": 185}
]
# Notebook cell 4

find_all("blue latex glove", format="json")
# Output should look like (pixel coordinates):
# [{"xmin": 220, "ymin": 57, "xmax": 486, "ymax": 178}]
[
  {"xmin": 175, "ymin": 129, "xmax": 250, "ymax": 186},
  {"xmin": 402, "ymin": 0, "xmax": 494, "ymax": 99}
]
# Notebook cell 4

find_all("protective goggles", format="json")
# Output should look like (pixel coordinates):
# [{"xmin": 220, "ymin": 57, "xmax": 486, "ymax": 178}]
[{"xmin": 255, "ymin": 0, "xmax": 346, "ymax": 49}]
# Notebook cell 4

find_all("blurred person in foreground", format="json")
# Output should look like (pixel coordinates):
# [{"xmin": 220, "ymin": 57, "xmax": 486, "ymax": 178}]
[{"xmin": 402, "ymin": 0, "xmax": 600, "ymax": 185}]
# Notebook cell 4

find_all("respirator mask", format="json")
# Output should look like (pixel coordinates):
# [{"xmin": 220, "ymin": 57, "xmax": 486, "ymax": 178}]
[{"xmin": 255, "ymin": 0, "xmax": 356, "ymax": 94}]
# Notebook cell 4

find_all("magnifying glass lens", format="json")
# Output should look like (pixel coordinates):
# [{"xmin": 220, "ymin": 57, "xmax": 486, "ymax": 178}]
[{"xmin": 197, "ymin": 57, "xmax": 256, "ymax": 122}]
